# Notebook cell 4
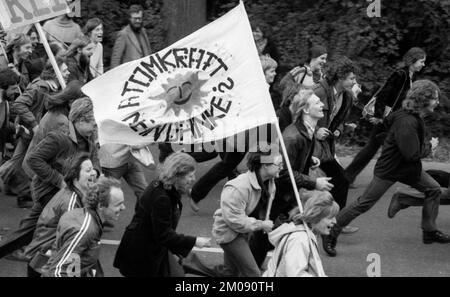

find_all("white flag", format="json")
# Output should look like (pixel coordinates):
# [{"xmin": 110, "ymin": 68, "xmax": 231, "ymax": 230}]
[{"xmin": 82, "ymin": 2, "xmax": 277, "ymax": 146}]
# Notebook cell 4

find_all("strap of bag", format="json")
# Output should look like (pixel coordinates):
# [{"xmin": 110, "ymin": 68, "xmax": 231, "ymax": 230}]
[
  {"xmin": 384, "ymin": 70, "xmax": 407, "ymax": 118},
  {"xmin": 273, "ymin": 233, "xmax": 292, "ymax": 277},
  {"xmin": 299, "ymin": 66, "xmax": 308, "ymax": 84}
]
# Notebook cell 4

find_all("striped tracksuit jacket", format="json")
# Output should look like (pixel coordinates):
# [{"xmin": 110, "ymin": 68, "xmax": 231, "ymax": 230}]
[{"xmin": 41, "ymin": 207, "xmax": 104, "ymax": 277}]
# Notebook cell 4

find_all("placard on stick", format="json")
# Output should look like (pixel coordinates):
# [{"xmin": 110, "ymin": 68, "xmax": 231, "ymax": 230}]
[{"xmin": 0, "ymin": 0, "xmax": 69, "ymax": 30}]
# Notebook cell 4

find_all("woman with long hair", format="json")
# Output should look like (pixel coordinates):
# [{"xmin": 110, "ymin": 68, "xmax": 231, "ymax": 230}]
[
  {"xmin": 113, "ymin": 152, "xmax": 211, "ymax": 277},
  {"xmin": 345, "ymin": 47, "xmax": 427, "ymax": 185},
  {"xmin": 323, "ymin": 80, "xmax": 450, "ymax": 257},
  {"xmin": 263, "ymin": 191, "xmax": 339, "ymax": 277}
]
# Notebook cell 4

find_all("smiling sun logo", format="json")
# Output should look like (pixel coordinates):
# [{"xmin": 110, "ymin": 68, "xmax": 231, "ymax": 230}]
[{"xmin": 156, "ymin": 72, "xmax": 209, "ymax": 116}]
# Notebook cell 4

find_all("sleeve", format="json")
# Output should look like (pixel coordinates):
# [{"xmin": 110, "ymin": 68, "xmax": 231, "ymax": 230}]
[
  {"xmin": 110, "ymin": 31, "xmax": 126, "ymax": 69},
  {"xmin": 151, "ymin": 194, "xmax": 196, "ymax": 257},
  {"xmin": 27, "ymin": 133, "xmax": 68, "ymax": 188},
  {"xmin": 278, "ymin": 135, "xmax": 316, "ymax": 190},
  {"xmin": 220, "ymin": 186, "xmax": 263, "ymax": 233},
  {"xmin": 12, "ymin": 88, "xmax": 38, "ymax": 129},
  {"xmin": 374, "ymin": 71, "xmax": 403, "ymax": 118},
  {"xmin": 283, "ymin": 233, "xmax": 314, "ymax": 277},
  {"xmin": 76, "ymin": 25, "xmax": 84, "ymax": 40},
  {"xmin": 394, "ymin": 119, "xmax": 421, "ymax": 161}
]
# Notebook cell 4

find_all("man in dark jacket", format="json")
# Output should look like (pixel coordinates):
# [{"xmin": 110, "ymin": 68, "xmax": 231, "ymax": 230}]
[
  {"xmin": 0, "ymin": 97, "xmax": 100, "ymax": 259},
  {"xmin": 322, "ymin": 80, "xmax": 450, "ymax": 257},
  {"xmin": 313, "ymin": 56, "xmax": 357, "ymax": 234}
]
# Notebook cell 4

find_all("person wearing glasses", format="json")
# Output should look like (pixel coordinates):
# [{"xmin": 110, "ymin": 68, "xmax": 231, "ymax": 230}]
[
  {"xmin": 110, "ymin": 4, "xmax": 152, "ymax": 69},
  {"xmin": 212, "ymin": 145, "xmax": 281, "ymax": 277},
  {"xmin": 249, "ymin": 88, "xmax": 333, "ymax": 268}
]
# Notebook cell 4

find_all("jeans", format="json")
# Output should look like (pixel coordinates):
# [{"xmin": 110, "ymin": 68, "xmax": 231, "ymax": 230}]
[
  {"xmin": 191, "ymin": 152, "xmax": 246, "ymax": 203},
  {"xmin": 0, "ymin": 188, "xmax": 58, "ymax": 258},
  {"xmin": 320, "ymin": 159, "xmax": 349, "ymax": 209},
  {"xmin": 332, "ymin": 171, "xmax": 441, "ymax": 238},
  {"xmin": 344, "ymin": 123, "xmax": 386, "ymax": 183},
  {"xmin": 220, "ymin": 234, "xmax": 261, "ymax": 277},
  {"xmin": 102, "ymin": 158, "xmax": 148, "ymax": 201},
  {"xmin": 0, "ymin": 137, "xmax": 31, "ymax": 200},
  {"xmin": 248, "ymin": 230, "xmax": 273, "ymax": 268}
]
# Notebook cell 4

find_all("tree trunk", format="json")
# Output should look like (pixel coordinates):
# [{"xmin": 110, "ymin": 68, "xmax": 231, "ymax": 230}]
[{"xmin": 163, "ymin": 0, "xmax": 207, "ymax": 46}]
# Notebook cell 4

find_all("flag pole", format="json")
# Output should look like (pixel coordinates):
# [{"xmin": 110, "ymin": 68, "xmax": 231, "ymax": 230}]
[
  {"xmin": 273, "ymin": 120, "xmax": 304, "ymax": 214},
  {"xmin": 34, "ymin": 23, "xmax": 66, "ymax": 89}
]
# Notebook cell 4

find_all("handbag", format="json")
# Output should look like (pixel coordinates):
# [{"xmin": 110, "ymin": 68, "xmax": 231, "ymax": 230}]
[{"xmin": 362, "ymin": 70, "xmax": 407, "ymax": 119}]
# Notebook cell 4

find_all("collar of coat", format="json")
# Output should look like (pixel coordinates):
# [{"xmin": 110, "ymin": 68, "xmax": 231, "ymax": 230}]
[
  {"xmin": 246, "ymin": 170, "xmax": 276, "ymax": 195},
  {"xmin": 124, "ymin": 25, "xmax": 150, "ymax": 55}
]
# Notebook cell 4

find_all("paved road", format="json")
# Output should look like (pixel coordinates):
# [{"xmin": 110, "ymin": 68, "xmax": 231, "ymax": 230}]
[{"xmin": 1, "ymin": 151, "xmax": 450, "ymax": 277}]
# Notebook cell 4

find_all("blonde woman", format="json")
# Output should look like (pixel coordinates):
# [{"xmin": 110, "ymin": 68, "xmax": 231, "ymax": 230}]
[
  {"xmin": 114, "ymin": 152, "xmax": 211, "ymax": 277},
  {"xmin": 263, "ymin": 191, "xmax": 339, "ymax": 277}
]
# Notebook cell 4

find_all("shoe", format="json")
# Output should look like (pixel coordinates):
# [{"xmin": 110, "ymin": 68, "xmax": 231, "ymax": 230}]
[
  {"xmin": 5, "ymin": 248, "xmax": 31, "ymax": 262},
  {"xmin": 423, "ymin": 230, "xmax": 450, "ymax": 244},
  {"xmin": 341, "ymin": 225, "xmax": 359, "ymax": 234},
  {"xmin": 387, "ymin": 193, "xmax": 408, "ymax": 218},
  {"xmin": 321, "ymin": 234, "xmax": 337, "ymax": 257},
  {"xmin": 189, "ymin": 198, "xmax": 199, "ymax": 213}
]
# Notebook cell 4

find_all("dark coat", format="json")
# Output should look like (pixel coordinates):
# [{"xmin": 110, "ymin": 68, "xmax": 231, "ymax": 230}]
[
  {"xmin": 113, "ymin": 180, "xmax": 196, "ymax": 277},
  {"xmin": 272, "ymin": 120, "xmax": 316, "ymax": 219},
  {"xmin": 66, "ymin": 56, "xmax": 93, "ymax": 84},
  {"xmin": 27, "ymin": 122, "xmax": 100, "ymax": 201},
  {"xmin": 276, "ymin": 106, "xmax": 292, "ymax": 132},
  {"xmin": 374, "ymin": 67, "xmax": 411, "ymax": 119},
  {"xmin": 110, "ymin": 25, "xmax": 152, "ymax": 69},
  {"xmin": 314, "ymin": 79, "xmax": 354, "ymax": 155},
  {"xmin": 374, "ymin": 109, "xmax": 430, "ymax": 184},
  {"xmin": 12, "ymin": 78, "xmax": 57, "ymax": 131}
]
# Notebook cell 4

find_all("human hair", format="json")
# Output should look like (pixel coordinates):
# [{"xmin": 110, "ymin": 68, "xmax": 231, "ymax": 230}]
[
  {"xmin": 85, "ymin": 176, "xmax": 122, "ymax": 209},
  {"xmin": 260, "ymin": 55, "xmax": 277, "ymax": 73},
  {"xmin": 6, "ymin": 33, "xmax": 31, "ymax": 53},
  {"xmin": 0, "ymin": 68, "xmax": 20, "ymax": 90},
  {"xmin": 281, "ymin": 83, "xmax": 302, "ymax": 107},
  {"xmin": 83, "ymin": 18, "xmax": 102, "ymax": 36},
  {"xmin": 290, "ymin": 88, "xmax": 315, "ymax": 123},
  {"xmin": 324, "ymin": 56, "xmax": 357, "ymax": 85},
  {"xmin": 40, "ymin": 55, "xmax": 67, "ymax": 81},
  {"xmin": 64, "ymin": 154, "xmax": 91, "ymax": 191},
  {"xmin": 69, "ymin": 97, "xmax": 95, "ymax": 123},
  {"xmin": 246, "ymin": 143, "xmax": 278, "ymax": 172},
  {"xmin": 129, "ymin": 4, "xmax": 144, "ymax": 16},
  {"xmin": 65, "ymin": 36, "xmax": 91, "ymax": 57},
  {"xmin": 402, "ymin": 79, "xmax": 439, "ymax": 113},
  {"xmin": 292, "ymin": 191, "xmax": 339, "ymax": 225},
  {"xmin": 158, "ymin": 152, "xmax": 196, "ymax": 187},
  {"xmin": 250, "ymin": 19, "xmax": 274, "ymax": 41},
  {"xmin": 403, "ymin": 47, "xmax": 426, "ymax": 67}
]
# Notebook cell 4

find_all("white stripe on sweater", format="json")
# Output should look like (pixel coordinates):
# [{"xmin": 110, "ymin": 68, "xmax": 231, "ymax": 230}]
[
  {"xmin": 55, "ymin": 213, "xmax": 91, "ymax": 277},
  {"xmin": 68, "ymin": 193, "xmax": 76, "ymax": 211}
]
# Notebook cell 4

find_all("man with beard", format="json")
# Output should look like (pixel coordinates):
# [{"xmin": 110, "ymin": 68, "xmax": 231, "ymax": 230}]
[
  {"xmin": 0, "ymin": 34, "xmax": 33, "ymax": 92},
  {"xmin": 42, "ymin": 4, "xmax": 83, "ymax": 46},
  {"xmin": 65, "ymin": 36, "xmax": 95, "ymax": 84},
  {"xmin": 0, "ymin": 57, "xmax": 70, "ymax": 208},
  {"xmin": 110, "ymin": 4, "xmax": 152, "ymax": 69}
]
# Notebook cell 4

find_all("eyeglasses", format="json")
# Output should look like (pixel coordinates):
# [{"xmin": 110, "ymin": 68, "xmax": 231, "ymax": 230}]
[{"xmin": 271, "ymin": 162, "xmax": 284, "ymax": 169}]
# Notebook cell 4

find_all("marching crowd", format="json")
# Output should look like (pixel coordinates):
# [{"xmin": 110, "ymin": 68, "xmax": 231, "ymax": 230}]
[{"xmin": 0, "ymin": 3, "xmax": 449, "ymax": 277}]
